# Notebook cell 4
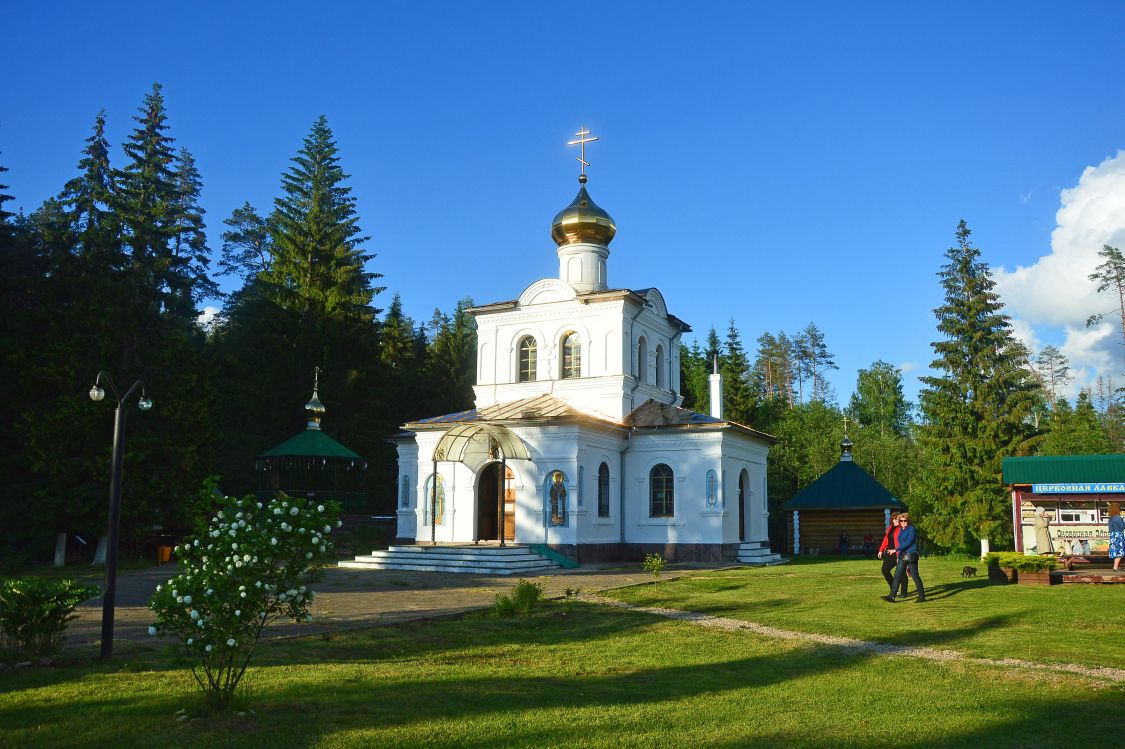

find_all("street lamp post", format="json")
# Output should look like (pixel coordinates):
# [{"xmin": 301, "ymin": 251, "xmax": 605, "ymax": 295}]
[{"xmin": 89, "ymin": 371, "xmax": 152, "ymax": 660}]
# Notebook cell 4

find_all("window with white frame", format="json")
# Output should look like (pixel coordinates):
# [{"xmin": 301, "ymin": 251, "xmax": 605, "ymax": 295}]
[
  {"xmin": 400, "ymin": 475, "xmax": 411, "ymax": 507},
  {"xmin": 650, "ymin": 463, "xmax": 674, "ymax": 517},
  {"xmin": 597, "ymin": 462, "xmax": 610, "ymax": 517},
  {"xmin": 561, "ymin": 332, "xmax": 581, "ymax": 379},
  {"xmin": 518, "ymin": 336, "xmax": 537, "ymax": 382}
]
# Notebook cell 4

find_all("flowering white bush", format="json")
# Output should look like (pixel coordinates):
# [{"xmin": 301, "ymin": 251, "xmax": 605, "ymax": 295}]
[{"xmin": 149, "ymin": 485, "xmax": 340, "ymax": 710}]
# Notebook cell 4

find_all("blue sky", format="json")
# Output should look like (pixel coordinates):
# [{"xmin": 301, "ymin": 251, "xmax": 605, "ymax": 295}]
[{"xmin": 5, "ymin": 1, "xmax": 1125, "ymax": 405}]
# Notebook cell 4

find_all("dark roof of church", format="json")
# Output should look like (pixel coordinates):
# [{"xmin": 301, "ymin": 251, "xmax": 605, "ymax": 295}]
[
  {"xmin": 1002, "ymin": 454, "xmax": 1125, "ymax": 484},
  {"xmin": 467, "ymin": 288, "xmax": 691, "ymax": 332},
  {"xmin": 625, "ymin": 400, "xmax": 777, "ymax": 443},
  {"xmin": 784, "ymin": 458, "xmax": 906, "ymax": 511},
  {"xmin": 402, "ymin": 396, "xmax": 775, "ymax": 443},
  {"xmin": 407, "ymin": 394, "xmax": 620, "ymax": 430}
]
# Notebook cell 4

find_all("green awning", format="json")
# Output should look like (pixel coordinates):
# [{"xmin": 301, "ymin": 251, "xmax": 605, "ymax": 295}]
[
  {"xmin": 784, "ymin": 459, "xmax": 906, "ymax": 511},
  {"xmin": 257, "ymin": 428, "xmax": 365, "ymax": 461},
  {"xmin": 1002, "ymin": 454, "xmax": 1125, "ymax": 485}
]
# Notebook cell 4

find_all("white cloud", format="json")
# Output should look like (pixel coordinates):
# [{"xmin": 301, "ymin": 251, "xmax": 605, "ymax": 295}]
[
  {"xmin": 1019, "ymin": 189, "xmax": 1033, "ymax": 204},
  {"xmin": 994, "ymin": 150, "xmax": 1125, "ymax": 394},
  {"xmin": 197, "ymin": 305, "xmax": 219, "ymax": 330},
  {"xmin": 898, "ymin": 361, "xmax": 919, "ymax": 374}
]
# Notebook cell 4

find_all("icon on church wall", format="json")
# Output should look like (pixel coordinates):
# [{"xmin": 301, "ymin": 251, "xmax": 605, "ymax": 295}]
[{"xmin": 550, "ymin": 470, "xmax": 567, "ymax": 526}]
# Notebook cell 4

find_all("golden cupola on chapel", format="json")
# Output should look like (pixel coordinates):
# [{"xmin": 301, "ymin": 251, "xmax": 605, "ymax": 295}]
[
  {"xmin": 550, "ymin": 173, "xmax": 617, "ymax": 247},
  {"xmin": 553, "ymin": 127, "xmax": 615, "ymax": 293}
]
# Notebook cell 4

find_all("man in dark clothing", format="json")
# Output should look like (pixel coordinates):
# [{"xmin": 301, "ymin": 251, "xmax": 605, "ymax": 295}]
[
  {"xmin": 877, "ymin": 514, "xmax": 908, "ymax": 597},
  {"xmin": 884, "ymin": 513, "xmax": 926, "ymax": 603}
]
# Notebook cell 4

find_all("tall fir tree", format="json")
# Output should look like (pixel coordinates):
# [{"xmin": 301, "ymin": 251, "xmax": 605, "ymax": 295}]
[
  {"xmin": 720, "ymin": 319, "xmax": 756, "ymax": 424},
  {"xmin": 263, "ymin": 115, "xmax": 382, "ymax": 320},
  {"xmin": 59, "ymin": 111, "xmax": 117, "ymax": 258},
  {"xmin": 171, "ymin": 147, "xmax": 218, "ymax": 302},
  {"xmin": 912, "ymin": 220, "xmax": 1040, "ymax": 551},
  {"xmin": 117, "ymin": 83, "xmax": 189, "ymax": 316}
]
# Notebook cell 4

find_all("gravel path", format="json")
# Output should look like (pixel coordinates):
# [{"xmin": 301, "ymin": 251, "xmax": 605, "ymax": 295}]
[{"xmin": 583, "ymin": 594, "xmax": 1125, "ymax": 685}]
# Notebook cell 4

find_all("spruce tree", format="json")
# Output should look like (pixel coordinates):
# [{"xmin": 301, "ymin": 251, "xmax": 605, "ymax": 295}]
[
  {"xmin": 171, "ymin": 147, "xmax": 218, "ymax": 302},
  {"xmin": 117, "ymin": 83, "xmax": 184, "ymax": 314},
  {"xmin": 913, "ymin": 220, "xmax": 1040, "ymax": 551},
  {"xmin": 721, "ymin": 319, "xmax": 756, "ymax": 424},
  {"xmin": 264, "ymin": 116, "xmax": 382, "ymax": 320},
  {"xmin": 59, "ymin": 110, "xmax": 117, "ymax": 257}
]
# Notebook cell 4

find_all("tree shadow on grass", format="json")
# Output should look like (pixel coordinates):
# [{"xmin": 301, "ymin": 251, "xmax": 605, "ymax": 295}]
[{"xmin": 5, "ymin": 603, "xmax": 1120, "ymax": 749}]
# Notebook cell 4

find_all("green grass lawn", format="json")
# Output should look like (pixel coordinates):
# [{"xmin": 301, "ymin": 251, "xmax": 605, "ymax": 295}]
[
  {"xmin": 606, "ymin": 556, "xmax": 1125, "ymax": 670},
  {"xmin": 1, "ymin": 559, "xmax": 1122, "ymax": 748}
]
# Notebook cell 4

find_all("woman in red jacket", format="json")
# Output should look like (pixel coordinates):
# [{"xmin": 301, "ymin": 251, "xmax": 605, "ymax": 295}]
[{"xmin": 877, "ymin": 514, "xmax": 909, "ymax": 597}]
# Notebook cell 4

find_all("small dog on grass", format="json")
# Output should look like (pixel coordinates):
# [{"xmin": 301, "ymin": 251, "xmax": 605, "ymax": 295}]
[{"xmin": 961, "ymin": 565, "xmax": 977, "ymax": 577}]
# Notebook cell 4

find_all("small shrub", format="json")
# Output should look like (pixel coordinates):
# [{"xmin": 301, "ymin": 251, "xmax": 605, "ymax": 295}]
[
  {"xmin": 494, "ymin": 579, "xmax": 543, "ymax": 617},
  {"xmin": 982, "ymin": 552, "xmax": 1058, "ymax": 572},
  {"xmin": 0, "ymin": 578, "xmax": 99, "ymax": 659},
  {"xmin": 643, "ymin": 553, "xmax": 666, "ymax": 577}
]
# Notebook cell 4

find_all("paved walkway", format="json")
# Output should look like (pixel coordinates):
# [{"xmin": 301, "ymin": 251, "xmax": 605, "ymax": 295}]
[{"xmin": 70, "ymin": 561, "xmax": 692, "ymax": 648}]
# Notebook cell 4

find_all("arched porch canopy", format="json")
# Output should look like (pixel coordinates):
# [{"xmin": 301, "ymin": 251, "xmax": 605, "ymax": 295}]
[
  {"xmin": 432, "ymin": 423, "xmax": 532, "ymax": 472},
  {"xmin": 427, "ymin": 423, "xmax": 531, "ymax": 547}
]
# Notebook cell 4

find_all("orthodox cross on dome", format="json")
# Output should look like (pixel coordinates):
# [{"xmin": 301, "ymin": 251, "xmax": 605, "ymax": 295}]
[
  {"xmin": 842, "ymin": 414, "xmax": 851, "ymax": 437},
  {"xmin": 567, "ymin": 126, "xmax": 599, "ymax": 178}
]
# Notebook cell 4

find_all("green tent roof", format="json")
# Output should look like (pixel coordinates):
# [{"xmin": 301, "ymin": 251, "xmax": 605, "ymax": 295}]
[
  {"xmin": 784, "ymin": 459, "xmax": 906, "ymax": 511},
  {"xmin": 257, "ymin": 428, "xmax": 365, "ymax": 461},
  {"xmin": 1002, "ymin": 454, "xmax": 1125, "ymax": 485}
]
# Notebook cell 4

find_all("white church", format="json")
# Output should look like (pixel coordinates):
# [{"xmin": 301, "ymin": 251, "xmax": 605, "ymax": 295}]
[{"xmin": 389, "ymin": 133, "xmax": 780, "ymax": 565}]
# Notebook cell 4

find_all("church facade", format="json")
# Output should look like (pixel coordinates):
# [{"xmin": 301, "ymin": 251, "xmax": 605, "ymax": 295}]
[{"xmin": 392, "ymin": 147, "xmax": 779, "ymax": 564}]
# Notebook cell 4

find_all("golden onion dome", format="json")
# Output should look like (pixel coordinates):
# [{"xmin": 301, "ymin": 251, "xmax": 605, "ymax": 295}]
[{"xmin": 550, "ymin": 174, "xmax": 616, "ymax": 247}]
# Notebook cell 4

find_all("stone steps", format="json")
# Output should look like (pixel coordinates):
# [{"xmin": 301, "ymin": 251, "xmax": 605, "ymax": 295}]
[
  {"xmin": 735, "ymin": 541, "xmax": 787, "ymax": 566},
  {"xmin": 338, "ymin": 544, "xmax": 561, "ymax": 575}
]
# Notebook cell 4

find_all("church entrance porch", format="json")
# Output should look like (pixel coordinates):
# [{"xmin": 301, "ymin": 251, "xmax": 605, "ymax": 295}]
[{"xmin": 476, "ymin": 462, "xmax": 515, "ymax": 542}]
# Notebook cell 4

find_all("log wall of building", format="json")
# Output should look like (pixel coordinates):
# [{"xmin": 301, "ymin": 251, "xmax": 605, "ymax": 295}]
[{"xmin": 786, "ymin": 509, "xmax": 892, "ymax": 555}]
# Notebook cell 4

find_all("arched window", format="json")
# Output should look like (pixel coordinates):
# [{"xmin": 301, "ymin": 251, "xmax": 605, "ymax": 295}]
[
  {"xmin": 637, "ymin": 336, "xmax": 648, "ymax": 383},
  {"xmin": 561, "ymin": 332, "xmax": 581, "ymax": 379},
  {"xmin": 655, "ymin": 344, "xmax": 665, "ymax": 388},
  {"xmin": 705, "ymin": 469, "xmax": 718, "ymax": 507},
  {"xmin": 518, "ymin": 336, "xmax": 537, "ymax": 382},
  {"xmin": 578, "ymin": 465, "xmax": 585, "ymax": 507},
  {"xmin": 401, "ymin": 475, "xmax": 411, "ymax": 508},
  {"xmin": 650, "ymin": 463, "xmax": 674, "ymax": 517},
  {"xmin": 547, "ymin": 470, "xmax": 568, "ymax": 525},
  {"xmin": 423, "ymin": 473, "xmax": 445, "ymax": 525},
  {"xmin": 597, "ymin": 462, "xmax": 610, "ymax": 517}
]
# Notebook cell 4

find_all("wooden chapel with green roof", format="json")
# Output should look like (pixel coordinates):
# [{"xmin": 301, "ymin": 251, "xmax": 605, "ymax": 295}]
[
  {"xmin": 255, "ymin": 370, "xmax": 369, "ymax": 514},
  {"xmin": 784, "ymin": 436, "xmax": 906, "ymax": 555}
]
